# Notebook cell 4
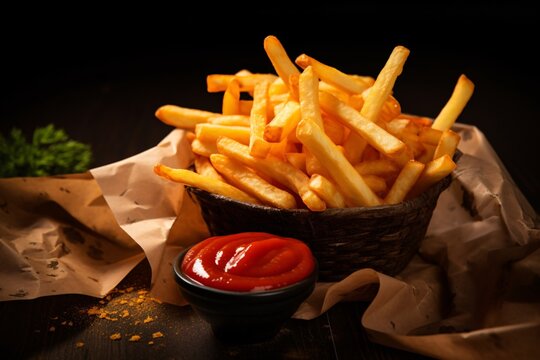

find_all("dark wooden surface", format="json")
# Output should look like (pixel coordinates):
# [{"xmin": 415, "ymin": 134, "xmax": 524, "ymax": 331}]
[{"xmin": 1, "ymin": 5, "xmax": 538, "ymax": 359}]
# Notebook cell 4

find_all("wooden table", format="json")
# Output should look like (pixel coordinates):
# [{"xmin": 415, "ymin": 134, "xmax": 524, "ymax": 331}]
[{"xmin": 1, "ymin": 6, "xmax": 538, "ymax": 359}]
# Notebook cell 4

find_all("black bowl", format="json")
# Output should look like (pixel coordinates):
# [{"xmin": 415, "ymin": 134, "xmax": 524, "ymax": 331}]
[{"xmin": 173, "ymin": 246, "xmax": 318, "ymax": 343}]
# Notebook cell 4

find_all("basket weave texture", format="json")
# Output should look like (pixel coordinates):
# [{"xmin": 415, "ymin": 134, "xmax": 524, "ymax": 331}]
[{"xmin": 187, "ymin": 160, "xmax": 457, "ymax": 282}]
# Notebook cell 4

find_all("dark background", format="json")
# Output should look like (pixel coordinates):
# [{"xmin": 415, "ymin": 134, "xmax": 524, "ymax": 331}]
[{"xmin": 1, "ymin": 4, "xmax": 538, "ymax": 211}]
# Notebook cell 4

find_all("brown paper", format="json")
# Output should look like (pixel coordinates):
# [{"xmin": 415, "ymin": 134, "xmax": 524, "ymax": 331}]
[{"xmin": 1, "ymin": 124, "xmax": 538, "ymax": 358}]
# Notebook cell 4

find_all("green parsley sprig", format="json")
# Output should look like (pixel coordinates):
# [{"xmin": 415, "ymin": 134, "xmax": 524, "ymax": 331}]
[{"xmin": 0, "ymin": 124, "xmax": 92, "ymax": 177}]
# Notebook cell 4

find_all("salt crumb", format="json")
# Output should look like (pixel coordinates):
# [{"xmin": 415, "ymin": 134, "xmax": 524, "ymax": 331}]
[
  {"xmin": 75, "ymin": 341, "xmax": 85, "ymax": 348},
  {"xmin": 143, "ymin": 316, "xmax": 154, "ymax": 323},
  {"xmin": 148, "ymin": 341, "xmax": 154, "ymax": 345},
  {"xmin": 120, "ymin": 310, "xmax": 130, "ymax": 318},
  {"xmin": 152, "ymin": 332, "xmax": 164, "ymax": 338},
  {"xmin": 128, "ymin": 335, "xmax": 141, "ymax": 342},
  {"xmin": 110, "ymin": 333, "xmax": 122, "ymax": 340},
  {"xmin": 49, "ymin": 326, "xmax": 55, "ymax": 332}
]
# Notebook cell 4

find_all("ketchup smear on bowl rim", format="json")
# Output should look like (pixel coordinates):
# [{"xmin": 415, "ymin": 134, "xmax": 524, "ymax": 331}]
[{"xmin": 181, "ymin": 232, "xmax": 316, "ymax": 292}]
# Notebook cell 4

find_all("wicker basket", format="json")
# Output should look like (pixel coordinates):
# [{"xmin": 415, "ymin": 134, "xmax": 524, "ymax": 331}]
[{"xmin": 186, "ymin": 154, "xmax": 458, "ymax": 282}]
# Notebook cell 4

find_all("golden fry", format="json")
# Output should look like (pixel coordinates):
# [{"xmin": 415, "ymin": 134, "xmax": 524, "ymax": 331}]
[
  {"xmin": 308, "ymin": 174, "xmax": 346, "ymax": 208},
  {"xmin": 194, "ymin": 155, "xmax": 224, "ymax": 181},
  {"xmin": 216, "ymin": 137, "xmax": 326, "ymax": 211},
  {"xmin": 319, "ymin": 91, "xmax": 405, "ymax": 155},
  {"xmin": 264, "ymin": 101, "xmax": 301, "ymax": 142},
  {"xmin": 285, "ymin": 152, "xmax": 306, "ymax": 173},
  {"xmin": 208, "ymin": 115, "xmax": 251, "ymax": 127},
  {"xmin": 154, "ymin": 164, "xmax": 258, "ymax": 204},
  {"xmin": 296, "ymin": 119, "xmax": 381, "ymax": 206},
  {"xmin": 155, "ymin": 105, "xmax": 218, "ymax": 130},
  {"xmin": 418, "ymin": 127, "xmax": 443, "ymax": 146},
  {"xmin": 263, "ymin": 36, "xmax": 300, "ymax": 90},
  {"xmin": 239, "ymin": 100, "xmax": 253, "ymax": 115},
  {"xmin": 222, "ymin": 79, "xmax": 240, "ymax": 115},
  {"xmin": 432, "ymin": 75, "xmax": 475, "ymax": 131},
  {"xmin": 433, "ymin": 130, "xmax": 461, "ymax": 160},
  {"xmin": 299, "ymin": 66, "xmax": 324, "ymax": 128},
  {"xmin": 385, "ymin": 161, "xmax": 425, "ymax": 204},
  {"xmin": 296, "ymin": 54, "xmax": 371, "ymax": 94},
  {"xmin": 354, "ymin": 159, "xmax": 400, "ymax": 177},
  {"xmin": 249, "ymin": 81, "xmax": 272, "ymax": 157},
  {"xmin": 195, "ymin": 124, "xmax": 250, "ymax": 144},
  {"xmin": 191, "ymin": 138, "xmax": 219, "ymax": 157},
  {"xmin": 363, "ymin": 175, "xmax": 388, "ymax": 196},
  {"xmin": 409, "ymin": 155, "xmax": 456, "ymax": 197},
  {"xmin": 210, "ymin": 154, "xmax": 297, "ymax": 209},
  {"xmin": 361, "ymin": 46, "xmax": 410, "ymax": 122},
  {"xmin": 206, "ymin": 74, "xmax": 277, "ymax": 93}
]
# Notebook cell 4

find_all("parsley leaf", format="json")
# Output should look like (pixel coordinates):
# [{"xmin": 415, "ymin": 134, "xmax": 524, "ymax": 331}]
[{"xmin": 0, "ymin": 124, "xmax": 93, "ymax": 177}]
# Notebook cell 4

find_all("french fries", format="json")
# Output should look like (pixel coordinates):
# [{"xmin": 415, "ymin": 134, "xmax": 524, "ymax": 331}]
[
  {"xmin": 209, "ymin": 154, "xmax": 297, "ymax": 209},
  {"xmin": 154, "ymin": 35, "xmax": 474, "ymax": 210},
  {"xmin": 154, "ymin": 164, "xmax": 258, "ymax": 204},
  {"xmin": 432, "ymin": 75, "xmax": 475, "ymax": 131}
]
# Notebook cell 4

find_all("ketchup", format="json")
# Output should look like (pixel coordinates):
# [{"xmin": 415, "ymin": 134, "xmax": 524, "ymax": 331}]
[{"xmin": 181, "ymin": 232, "xmax": 315, "ymax": 292}]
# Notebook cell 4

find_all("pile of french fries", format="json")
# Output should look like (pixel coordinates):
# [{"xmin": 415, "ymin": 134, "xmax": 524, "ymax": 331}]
[{"xmin": 154, "ymin": 35, "xmax": 474, "ymax": 211}]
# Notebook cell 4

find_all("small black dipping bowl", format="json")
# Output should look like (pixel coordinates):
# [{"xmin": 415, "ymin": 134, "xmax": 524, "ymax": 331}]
[{"xmin": 173, "ymin": 246, "xmax": 318, "ymax": 343}]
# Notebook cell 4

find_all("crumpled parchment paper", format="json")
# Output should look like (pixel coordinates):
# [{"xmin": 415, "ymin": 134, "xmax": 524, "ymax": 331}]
[{"xmin": 1, "ymin": 124, "xmax": 538, "ymax": 359}]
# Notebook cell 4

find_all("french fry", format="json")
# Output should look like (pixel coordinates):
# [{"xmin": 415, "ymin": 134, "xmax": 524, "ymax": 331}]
[
  {"xmin": 296, "ymin": 119, "xmax": 381, "ymax": 206},
  {"xmin": 432, "ymin": 75, "xmax": 475, "ymax": 131},
  {"xmin": 401, "ymin": 132, "xmax": 425, "ymax": 158},
  {"xmin": 154, "ymin": 164, "xmax": 258, "ymax": 204},
  {"xmin": 285, "ymin": 152, "xmax": 306, "ymax": 173},
  {"xmin": 409, "ymin": 155, "xmax": 456, "ymax": 197},
  {"xmin": 342, "ymin": 133, "xmax": 368, "ymax": 164},
  {"xmin": 299, "ymin": 66, "xmax": 324, "ymax": 128},
  {"xmin": 322, "ymin": 115, "xmax": 347, "ymax": 145},
  {"xmin": 195, "ymin": 123, "xmax": 250, "ymax": 144},
  {"xmin": 354, "ymin": 159, "xmax": 400, "ymax": 177},
  {"xmin": 185, "ymin": 131, "xmax": 196, "ymax": 143},
  {"xmin": 249, "ymin": 81, "xmax": 272, "ymax": 157},
  {"xmin": 222, "ymin": 78, "xmax": 240, "ymax": 115},
  {"xmin": 385, "ymin": 118, "xmax": 411, "ymax": 137},
  {"xmin": 433, "ymin": 130, "xmax": 461, "ymax": 160},
  {"xmin": 264, "ymin": 100, "xmax": 301, "ymax": 142},
  {"xmin": 361, "ymin": 46, "xmax": 410, "ymax": 122},
  {"xmin": 155, "ymin": 105, "xmax": 219, "ymax": 130},
  {"xmin": 239, "ymin": 100, "xmax": 253, "ymax": 115},
  {"xmin": 206, "ymin": 73, "xmax": 277, "ymax": 93},
  {"xmin": 319, "ymin": 91, "xmax": 406, "ymax": 155},
  {"xmin": 216, "ymin": 137, "xmax": 326, "ymax": 211},
  {"xmin": 191, "ymin": 138, "xmax": 219, "ymax": 157},
  {"xmin": 295, "ymin": 54, "xmax": 371, "ymax": 94},
  {"xmin": 418, "ymin": 126, "xmax": 443, "ymax": 146},
  {"xmin": 194, "ymin": 155, "xmax": 224, "ymax": 181},
  {"xmin": 288, "ymin": 73, "xmax": 300, "ymax": 101},
  {"xmin": 268, "ymin": 138, "xmax": 290, "ymax": 160},
  {"xmin": 264, "ymin": 35, "xmax": 300, "ymax": 91},
  {"xmin": 363, "ymin": 175, "xmax": 388, "ymax": 196},
  {"xmin": 304, "ymin": 148, "xmax": 331, "ymax": 178},
  {"xmin": 208, "ymin": 115, "xmax": 251, "ymax": 127},
  {"xmin": 308, "ymin": 174, "xmax": 346, "ymax": 208},
  {"xmin": 416, "ymin": 144, "xmax": 436, "ymax": 164},
  {"xmin": 319, "ymin": 81, "xmax": 350, "ymax": 102},
  {"xmin": 384, "ymin": 161, "xmax": 425, "ymax": 204},
  {"xmin": 348, "ymin": 94, "xmax": 364, "ymax": 110},
  {"xmin": 269, "ymin": 77, "xmax": 288, "ymax": 96},
  {"xmin": 210, "ymin": 154, "xmax": 297, "ymax": 209}
]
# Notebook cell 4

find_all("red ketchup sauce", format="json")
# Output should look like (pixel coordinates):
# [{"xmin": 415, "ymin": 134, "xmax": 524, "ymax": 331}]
[{"xmin": 181, "ymin": 232, "xmax": 316, "ymax": 292}]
